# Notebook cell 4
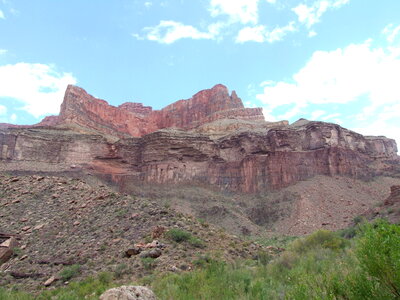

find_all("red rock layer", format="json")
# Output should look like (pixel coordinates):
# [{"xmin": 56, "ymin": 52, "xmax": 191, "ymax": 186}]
[
  {"xmin": 1, "ymin": 121, "xmax": 398, "ymax": 193},
  {"xmin": 56, "ymin": 84, "xmax": 264, "ymax": 137}
]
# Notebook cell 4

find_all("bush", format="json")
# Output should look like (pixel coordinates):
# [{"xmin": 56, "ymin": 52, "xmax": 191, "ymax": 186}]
[
  {"xmin": 60, "ymin": 264, "xmax": 81, "ymax": 281},
  {"xmin": 290, "ymin": 229, "xmax": 347, "ymax": 254},
  {"xmin": 355, "ymin": 219, "xmax": 400, "ymax": 298},
  {"xmin": 166, "ymin": 229, "xmax": 192, "ymax": 242},
  {"xmin": 166, "ymin": 228, "xmax": 205, "ymax": 248},
  {"xmin": 141, "ymin": 257, "xmax": 157, "ymax": 270},
  {"xmin": 114, "ymin": 263, "xmax": 130, "ymax": 278}
]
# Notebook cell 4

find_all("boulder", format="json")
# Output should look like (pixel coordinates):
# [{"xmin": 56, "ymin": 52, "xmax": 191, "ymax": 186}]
[
  {"xmin": 0, "ymin": 237, "xmax": 18, "ymax": 265},
  {"xmin": 0, "ymin": 247, "xmax": 13, "ymax": 264},
  {"xmin": 139, "ymin": 248, "xmax": 162, "ymax": 259},
  {"xmin": 99, "ymin": 285, "xmax": 157, "ymax": 300},
  {"xmin": 43, "ymin": 275, "xmax": 57, "ymax": 287},
  {"xmin": 125, "ymin": 247, "xmax": 141, "ymax": 258}
]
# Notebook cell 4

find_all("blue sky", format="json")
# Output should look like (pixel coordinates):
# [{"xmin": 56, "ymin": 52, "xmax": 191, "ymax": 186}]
[{"xmin": 0, "ymin": 0, "xmax": 399, "ymax": 144}]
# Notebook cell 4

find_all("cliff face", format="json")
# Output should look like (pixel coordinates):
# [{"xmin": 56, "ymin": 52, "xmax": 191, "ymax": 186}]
[
  {"xmin": 58, "ymin": 85, "xmax": 157, "ymax": 137},
  {"xmin": 0, "ymin": 85, "xmax": 398, "ymax": 193},
  {"xmin": 1, "ymin": 124, "xmax": 398, "ymax": 193},
  {"xmin": 56, "ymin": 84, "xmax": 264, "ymax": 137}
]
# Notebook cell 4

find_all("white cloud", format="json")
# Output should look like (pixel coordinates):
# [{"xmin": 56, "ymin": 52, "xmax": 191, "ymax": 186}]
[
  {"xmin": 140, "ymin": 20, "xmax": 218, "ymax": 44},
  {"xmin": 144, "ymin": 1, "xmax": 152, "ymax": 8},
  {"xmin": 0, "ymin": 10, "xmax": 4, "ymax": 19},
  {"xmin": 0, "ymin": 63, "xmax": 77, "ymax": 118},
  {"xmin": 236, "ymin": 22, "xmax": 296, "ymax": 43},
  {"xmin": 308, "ymin": 30, "xmax": 317, "ymax": 37},
  {"xmin": 265, "ymin": 22, "xmax": 296, "ymax": 42},
  {"xmin": 260, "ymin": 80, "xmax": 274, "ymax": 87},
  {"xmin": 257, "ymin": 40, "xmax": 400, "ymax": 108},
  {"xmin": 236, "ymin": 25, "xmax": 266, "ymax": 43},
  {"xmin": 352, "ymin": 105, "xmax": 400, "ymax": 145},
  {"xmin": 321, "ymin": 113, "xmax": 340, "ymax": 120},
  {"xmin": 10, "ymin": 113, "xmax": 17, "ymax": 122},
  {"xmin": 209, "ymin": 0, "xmax": 260, "ymax": 24},
  {"xmin": 256, "ymin": 35, "xmax": 400, "ymax": 143},
  {"xmin": 310, "ymin": 110, "xmax": 325, "ymax": 120},
  {"xmin": 0, "ymin": 104, "xmax": 6, "ymax": 116},
  {"xmin": 136, "ymin": 0, "xmax": 296, "ymax": 44},
  {"xmin": 292, "ymin": 0, "xmax": 350, "ymax": 28},
  {"xmin": 383, "ymin": 24, "xmax": 400, "ymax": 44},
  {"xmin": 277, "ymin": 104, "xmax": 304, "ymax": 120},
  {"xmin": 0, "ymin": 49, "xmax": 7, "ymax": 55}
]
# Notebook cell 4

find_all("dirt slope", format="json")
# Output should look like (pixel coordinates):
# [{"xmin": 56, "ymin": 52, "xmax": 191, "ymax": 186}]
[{"xmin": 0, "ymin": 174, "xmax": 266, "ymax": 291}]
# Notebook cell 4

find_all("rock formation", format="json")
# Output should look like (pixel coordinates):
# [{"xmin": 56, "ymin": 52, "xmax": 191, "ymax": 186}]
[
  {"xmin": 384, "ymin": 185, "xmax": 400, "ymax": 206},
  {"xmin": 99, "ymin": 286, "xmax": 157, "ymax": 300},
  {"xmin": 54, "ymin": 84, "xmax": 265, "ymax": 137},
  {"xmin": 0, "ymin": 84, "xmax": 398, "ymax": 193}
]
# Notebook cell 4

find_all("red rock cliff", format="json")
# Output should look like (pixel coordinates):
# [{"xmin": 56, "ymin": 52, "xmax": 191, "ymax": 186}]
[
  {"xmin": 0, "ymin": 85, "xmax": 398, "ymax": 193},
  {"xmin": 56, "ymin": 84, "xmax": 264, "ymax": 137}
]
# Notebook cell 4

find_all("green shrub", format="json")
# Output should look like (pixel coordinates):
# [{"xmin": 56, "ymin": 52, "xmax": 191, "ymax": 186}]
[
  {"xmin": 97, "ymin": 272, "xmax": 113, "ymax": 284},
  {"xmin": 114, "ymin": 263, "xmax": 130, "ymax": 278},
  {"xmin": 290, "ymin": 229, "xmax": 347, "ymax": 253},
  {"xmin": 353, "ymin": 215, "xmax": 365, "ymax": 225},
  {"xmin": 355, "ymin": 219, "xmax": 400, "ymax": 298},
  {"xmin": 188, "ymin": 236, "xmax": 205, "ymax": 248},
  {"xmin": 257, "ymin": 250, "xmax": 273, "ymax": 266},
  {"xmin": 141, "ymin": 257, "xmax": 157, "ymax": 270},
  {"xmin": 339, "ymin": 225, "xmax": 358, "ymax": 239},
  {"xmin": 193, "ymin": 254, "xmax": 214, "ymax": 268},
  {"xmin": 60, "ymin": 264, "xmax": 81, "ymax": 281},
  {"xmin": 166, "ymin": 228, "xmax": 205, "ymax": 248},
  {"xmin": 166, "ymin": 228, "xmax": 192, "ymax": 242}
]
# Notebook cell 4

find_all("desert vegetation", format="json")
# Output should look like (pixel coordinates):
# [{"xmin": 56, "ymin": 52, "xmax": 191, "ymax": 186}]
[{"xmin": 1, "ymin": 219, "xmax": 399, "ymax": 299}]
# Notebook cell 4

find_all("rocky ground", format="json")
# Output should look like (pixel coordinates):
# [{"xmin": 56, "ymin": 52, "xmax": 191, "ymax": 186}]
[
  {"xmin": 0, "ymin": 168, "xmax": 398, "ymax": 294},
  {"xmin": 127, "ymin": 175, "xmax": 399, "ymax": 236},
  {"xmin": 0, "ymin": 174, "xmax": 269, "ymax": 292}
]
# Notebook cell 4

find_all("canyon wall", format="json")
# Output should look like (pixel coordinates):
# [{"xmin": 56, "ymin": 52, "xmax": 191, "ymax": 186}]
[
  {"xmin": 0, "ymin": 122, "xmax": 397, "ymax": 192},
  {"xmin": 0, "ymin": 84, "xmax": 398, "ymax": 192}
]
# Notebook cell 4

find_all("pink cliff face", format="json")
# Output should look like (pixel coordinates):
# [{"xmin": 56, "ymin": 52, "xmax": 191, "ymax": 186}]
[{"xmin": 56, "ymin": 84, "xmax": 264, "ymax": 137}]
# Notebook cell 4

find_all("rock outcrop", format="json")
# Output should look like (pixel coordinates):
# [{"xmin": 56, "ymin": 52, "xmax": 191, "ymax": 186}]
[
  {"xmin": 384, "ymin": 186, "xmax": 400, "ymax": 206},
  {"xmin": 0, "ymin": 236, "xmax": 18, "ymax": 265},
  {"xmin": 0, "ymin": 85, "xmax": 398, "ymax": 193},
  {"xmin": 56, "ymin": 84, "xmax": 265, "ymax": 137},
  {"xmin": 99, "ymin": 286, "xmax": 157, "ymax": 300}
]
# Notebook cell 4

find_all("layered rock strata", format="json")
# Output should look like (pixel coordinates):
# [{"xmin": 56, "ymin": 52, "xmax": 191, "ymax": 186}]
[
  {"xmin": 0, "ymin": 85, "xmax": 398, "ymax": 192},
  {"xmin": 1, "ymin": 123, "xmax": 397, "ymax": 192}
]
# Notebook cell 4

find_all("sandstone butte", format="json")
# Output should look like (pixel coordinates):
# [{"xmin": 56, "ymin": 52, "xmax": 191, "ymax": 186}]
[{"xmin": 0, "ymin": 84, "xmax": 398, "ymax": 193}]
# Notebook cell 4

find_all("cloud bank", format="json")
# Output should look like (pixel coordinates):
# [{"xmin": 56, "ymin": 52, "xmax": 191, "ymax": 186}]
[
  {"xmin": 0, "ymin": 63, "xmax": 77, "ymax": 118},
  {"xmin": 257, "ymin": 33, "xmax": 400, "ymax": 143},
  {"xmin": 133, "ymin": 0, "xmax": 349, "ymax": 44}
]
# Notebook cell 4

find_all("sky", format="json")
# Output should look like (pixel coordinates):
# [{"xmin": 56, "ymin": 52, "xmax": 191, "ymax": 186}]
[{"xmin": 0, "ymin": 0, "xmax": 399, "ymax": 145}]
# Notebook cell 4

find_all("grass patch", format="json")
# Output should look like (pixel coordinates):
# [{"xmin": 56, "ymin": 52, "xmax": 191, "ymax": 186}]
[
  {"xmin": 59, "ymin": 264, "xmax": 81, "ymax": 282},
  {"xmin": 141, "ymin": 257, "xmax": 157, "ymax": 270},
  {"xmin": 166, "ymin": 228, "xmax": 205, "ymax": 248},
  {"xmin": 0, "ymin": 272, "xmax": 115, "ymax": 300}
]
